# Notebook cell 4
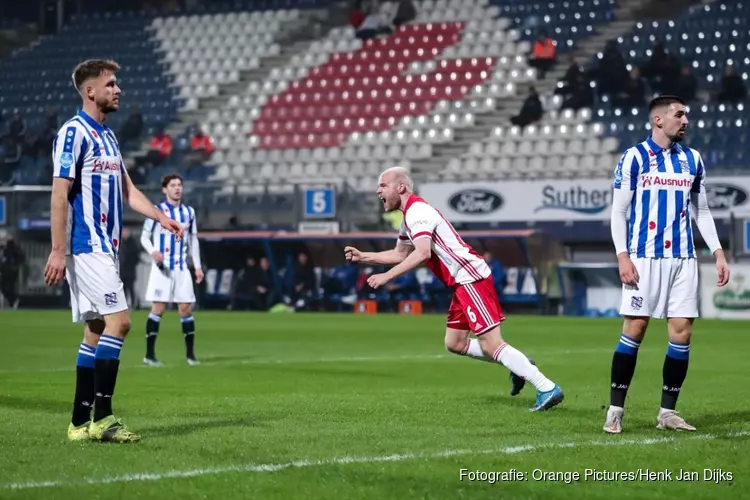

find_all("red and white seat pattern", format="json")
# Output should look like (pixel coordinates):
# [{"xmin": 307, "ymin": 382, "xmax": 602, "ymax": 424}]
[{"xmin": 205, "ymin": 0, "xmax": 537, "ymax": 186}]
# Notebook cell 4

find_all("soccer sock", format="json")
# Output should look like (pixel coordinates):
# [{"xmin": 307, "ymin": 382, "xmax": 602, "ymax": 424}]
[
  {"xmin": 93, "ymin": 334, "xmax": 123, "ymax": 422},
  {"xmin": 493, "ymin": 343, "xmax": 555, "ymax": 392},
  {"xmin": 145, "ymin": 313, "xmax": 161, "ymax": 359},
  {"xmin": 610, "ymin": 334, "xmax": 641, "ymax": 408},
  {"xmin": 459, "ymin": 338, "xmax": 494, "ymax": 362},
  {"xmin": 71, "ymin": 343, "xmax": 96, "ymax": 426},
  {"xmin": 181, "ymin": 315, "xmax": 196, "ymax": 360},
  {"xmin": 661, "ymin": 341, "xmax": 690, "ymax": 411}
]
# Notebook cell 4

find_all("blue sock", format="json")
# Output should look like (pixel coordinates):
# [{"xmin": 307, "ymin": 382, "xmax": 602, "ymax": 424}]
[
  {"xmin": 93, "ymin": 335, "xmax": 124, "ymax": 421},
  {"xmin": 181, "ymin": 315, "xmax": 196, "ymax": 359},
  {"xmin": 662, "ymin": 341, "xmax": 690, "ymax": 410},
  {"xmin": 77, "ymin": 343, "xmax": 96, "ymax": 368},
  {"xmin": 95, "ymin": 334, "xmax": 124, "ymax": 360},
  {"xmin": 72, "ymin": 343, "xmax": 96, "ymax": 425},
  {"xmin": 666, "ymin": 341, "xmax": 690, "ymax": 361},
  {"xmin": 615, "ymin": 333, "xmax": 641, "ymax": 356},
  {"xmin": 610, "ymin": 334, "xmax": 641, "ymax": 407}
]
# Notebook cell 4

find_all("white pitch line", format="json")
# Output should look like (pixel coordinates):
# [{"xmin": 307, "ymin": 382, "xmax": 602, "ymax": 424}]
[
  {"xmin": 4, "ymin": 430, "xmax": 748, "ymax": 490},
  {"xmin": 0, "ymin": 348, "xmax": 647, "ymax": 375}
]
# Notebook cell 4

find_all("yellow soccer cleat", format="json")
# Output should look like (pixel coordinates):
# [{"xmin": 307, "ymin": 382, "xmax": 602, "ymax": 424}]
[
  {"xmin": 68, "ymin": 421, "xmax": 91, "ymax": 441},
  {"xmin": 89, "ymin": 415, "xmax": 141, "ymax": 443}
]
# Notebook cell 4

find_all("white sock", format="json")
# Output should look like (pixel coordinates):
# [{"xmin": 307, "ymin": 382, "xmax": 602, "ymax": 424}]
[
  {"xmin": 460, "ymin": 338, "xmax": 494, "ymax": 363},
  {"xmin": 659, "ymin": 407, "xmax": 676, "ymax": 416},
  {"xmin": 494, "ymin": 343, "xmax": 555, "ymax": 392},
  {"xmin": 609, "ymin": 405, "xmax": 624, "ymax": 413}
]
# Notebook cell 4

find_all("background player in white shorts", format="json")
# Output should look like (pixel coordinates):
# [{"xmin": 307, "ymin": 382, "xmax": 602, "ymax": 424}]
[
  {"xmin": 344, "ymin": 167, "xmax": 564, "ymax": 412},
  {"xmin": 605, "ymin": 95, "xmax": 730, "ymax": 434},
  {"xmin": 140, "ymin": 173, "xmax": 204, "ymax": 366},
  {"xmin": 43, "ymin": 59, "xmax": 182, "ymax": 443}
]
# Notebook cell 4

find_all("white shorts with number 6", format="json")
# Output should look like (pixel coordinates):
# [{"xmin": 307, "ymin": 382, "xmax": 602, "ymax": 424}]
[{"xmin": 620, "ymin": 257, "xmax": 698, "ymax": 319}]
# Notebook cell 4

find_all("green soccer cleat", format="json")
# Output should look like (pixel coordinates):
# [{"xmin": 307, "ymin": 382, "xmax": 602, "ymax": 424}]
[
  {"xmin": 67, "ymin": 421, "xmax": 91, "ymax": 442},
  {"xmin": 89, "ymin": 415, "xmax": 141, "ymax": 443}
]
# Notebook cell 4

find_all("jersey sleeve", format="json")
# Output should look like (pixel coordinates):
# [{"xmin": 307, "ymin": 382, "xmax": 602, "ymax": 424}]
[
  {"xmin": 691, "ymin": 150, "xmax": 706, "ymax": 195},
  {"xmin": 140, "ymin": 210, "xmax": 158, "ymax": 255},
  {"xmin": 397, "ymin": 220, "xmax": 413, "ymax": 246},
  {"xmin": 189, "ymin": 207, "xmax": 203, "ymax": 270},
  {"xmin": 52, "ymin": 124, "xmax": 86, "ymax": 179},
  {"xmin": 612, "ymin": 148, "xmax": 639, "ymax": 191},
  {"xmin": 405, "ymin": 202, "xmax": 440, "ymax": 242}
]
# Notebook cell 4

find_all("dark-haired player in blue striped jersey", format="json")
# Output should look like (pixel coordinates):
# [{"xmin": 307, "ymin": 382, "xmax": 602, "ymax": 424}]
[
  {"xmin": 141, "ymin": 173, "xmax": 203, "ymax": 366},
  {"xmin": 604, "ymin": 95, "xmax": 730, "ymax": 434}
]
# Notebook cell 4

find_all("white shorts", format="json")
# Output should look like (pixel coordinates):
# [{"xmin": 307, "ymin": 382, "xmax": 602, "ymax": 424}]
[
  {"xmin": 144, "ymin": 264, "xmax": 196, "ymax": 304},
  {"xmin": 620, "ymin": 257, "xmax": 699, "ymax": 319},
  {"xmin": 66, "ymin": 253, "xmax": 128, "ymax": 323}
]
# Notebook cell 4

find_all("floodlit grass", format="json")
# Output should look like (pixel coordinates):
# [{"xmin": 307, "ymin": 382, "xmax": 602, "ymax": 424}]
[{"xmin": 0, "ymin": 311, "xmax": 747, "ymax": 499}]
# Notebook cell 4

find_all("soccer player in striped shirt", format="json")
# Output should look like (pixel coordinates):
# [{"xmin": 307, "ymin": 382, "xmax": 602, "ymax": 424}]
[
  {"xmin": 43, "ymin": 59, "xmax": 183, "ymax": 443},
  {"xmin": 605, "ymin": 95, "xmax": 730, "ymax": 433},
  {"xmin": 345, "ymin": 167, "xmax": 564, "ymax": 411},
  {"xmin": 141, "ymin": 173, "xmax": 204, "ymax": 366}
]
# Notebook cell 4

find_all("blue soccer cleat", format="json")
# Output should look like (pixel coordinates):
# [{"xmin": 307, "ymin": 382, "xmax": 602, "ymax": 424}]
[
  {"xmin": 529, "ymin": 385, "xmax": 564, "ymax": 412},
  {"xmin": 509, "ymin": 358, "xmax": 535, "ymax": 396}
]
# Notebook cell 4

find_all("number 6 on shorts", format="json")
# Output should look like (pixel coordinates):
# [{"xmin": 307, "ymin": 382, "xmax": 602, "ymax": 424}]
[{"xmin": 467, "ymin": 305, "xmax": 477, "ymax": 323}]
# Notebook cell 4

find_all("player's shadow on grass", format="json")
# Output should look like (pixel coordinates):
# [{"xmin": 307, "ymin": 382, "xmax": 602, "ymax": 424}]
[
  {"xmin": 0, "ymin": 395, "xmax": 70, "ymax": 415},
  {"xmin": 478, "ymin": 394, "xmax": 588, "ymax": 416},
  {"xmin": 686, "ymin": 409, "xmax": 750, "ymax": 431},
  {"xmin": 139, "ymin": 415, "xmax": 261, "ymax": 437}
]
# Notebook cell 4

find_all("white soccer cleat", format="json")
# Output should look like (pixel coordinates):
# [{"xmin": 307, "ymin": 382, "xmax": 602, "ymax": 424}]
[
  {"xmin": 187, "ymin": 358, "xmax": 201, "ymax": 366},
  {"xmin": 603, "ymin": 406, "xmax": 624, "ymax": 434},
  {"xmin": 656, "ymin": 410, "xmax": 696, "ymax": 431},
  {"xmin": 143, "ymin": 357, "xmax": 164, "ymax": 367}
]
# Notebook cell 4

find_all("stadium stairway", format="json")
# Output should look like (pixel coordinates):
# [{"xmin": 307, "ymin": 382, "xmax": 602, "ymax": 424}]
[
  {"xmin": 124, "ymin": 6, "xmax": 332, "ymax": 166},
  {"xmin": 410, "ymin": 0, "xmax": 653, "ymax": 179}
]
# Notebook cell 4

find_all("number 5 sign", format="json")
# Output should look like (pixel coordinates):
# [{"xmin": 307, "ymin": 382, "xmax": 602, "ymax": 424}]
[{"xmin": 303, "ymin": 187, "xmax": 336, "ymax": 218}]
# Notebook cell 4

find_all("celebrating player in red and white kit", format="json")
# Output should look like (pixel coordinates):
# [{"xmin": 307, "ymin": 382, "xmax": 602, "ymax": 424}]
[{"xmin": 344, "ymin": 167, "xmax": 564, "ymax": 411}]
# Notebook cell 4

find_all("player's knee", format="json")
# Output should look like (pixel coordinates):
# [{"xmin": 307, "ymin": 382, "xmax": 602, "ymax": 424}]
[
  {"xmin": 622, "ymin": 317, "xmax": 648, "ymax": 341},
  {"xmin": 444, "ymin": 335, "xmax": 468, "ymax": 355},
  {"xmin": 151, "ymin": 303, "xmax": 167, "ymax": 316},
  {"xmin": 668, "ymin": 318, "xmax": 693, "ymax": 343},
  {"xmin": 106, "ymin": 312, "xmax": 132, "ymax": 337},
  {"xmin": 178, "ymin": 303, "xmax": 192, "ymax": 316}
]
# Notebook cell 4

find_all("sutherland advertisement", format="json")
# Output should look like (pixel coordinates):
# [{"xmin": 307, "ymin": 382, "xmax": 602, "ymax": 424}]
[
  {"xmin": 700, "ymin": 263, "xmax": 750, "ymax": 319},
  {"xmin": 420, "ymin": 177, "xmax": 750, "ymax": 222}
]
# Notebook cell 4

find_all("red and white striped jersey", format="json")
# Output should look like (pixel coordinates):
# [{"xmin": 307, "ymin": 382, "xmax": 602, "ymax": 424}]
[{"xmin": 397, "ymin": 194, "xmax": 490, "ymax": 287}]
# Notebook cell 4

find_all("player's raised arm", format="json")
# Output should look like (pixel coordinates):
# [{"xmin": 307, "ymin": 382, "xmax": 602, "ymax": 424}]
[
  {"xmin": 611, "ymin": 149, "xmax": 639, "ymax": 287},
  {"xmin": 344, "ymin": 242, "xmax": 413, "ymax": 265},
  {"xmin": 122, "ymin": 171, "xmax": 183, "ymax": 240},
  {"xmin": 689, "ymin": 151, "xmax": 729, "ymax": 286}
]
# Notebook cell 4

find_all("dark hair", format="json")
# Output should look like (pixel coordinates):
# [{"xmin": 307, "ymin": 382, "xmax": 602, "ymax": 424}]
[
  {"xmin": 648, "ymin": 95, "xmax": 685, "ymax": 113},
  {"xmin": 71, "ymin": 59, "xmax": 120, "ymax": 91},
  {"xmin": 161, "ymin": 173, "xmax": 184, "ymax": 188}
]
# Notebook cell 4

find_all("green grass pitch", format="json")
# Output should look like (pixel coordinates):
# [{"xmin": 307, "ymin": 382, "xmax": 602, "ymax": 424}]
[{"xmin": 0, "ymin": 311, "xmax": 748, "ymax": 499}]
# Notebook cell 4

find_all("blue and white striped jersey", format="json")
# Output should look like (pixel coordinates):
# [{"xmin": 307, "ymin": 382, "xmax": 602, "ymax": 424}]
[
  {"xmin": 52, "ymin": 110, "xmax": 125, "ymax": 255},
  {"xmin": 613, "ymin": 136, "xmax": 705, "ymax": 259},
  {"xmin": 141, "ymin": 201, "xmax": 202, "ymax": 271}
]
